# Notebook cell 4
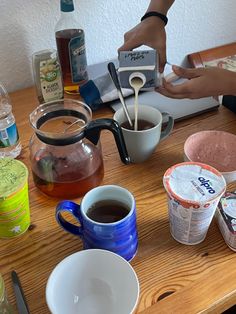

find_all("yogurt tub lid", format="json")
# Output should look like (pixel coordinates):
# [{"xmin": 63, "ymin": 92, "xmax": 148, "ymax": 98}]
[
  {"xmin": 163, "ymin": 162, "xmax": 226, "ymax": 204},
  {"xmin": 0, "ymin": 158, "xmax": 28, "ymax": 199}
]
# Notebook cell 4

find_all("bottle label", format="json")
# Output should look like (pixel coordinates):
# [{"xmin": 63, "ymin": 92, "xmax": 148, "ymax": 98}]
[
  {"xmin": 0, "ymin": 123, "xmax": 19, "ymax": 148},
  {"xmin": 69, "ymin": 34, "xmax": 88, "ymax": 83},
  {"xmin": 40, "ymin": 57, "xmax": 63, "ymax": 102}
]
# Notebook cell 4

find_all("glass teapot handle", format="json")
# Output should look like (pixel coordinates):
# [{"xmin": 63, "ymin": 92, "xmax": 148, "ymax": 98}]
[{"xmin": 84, "ymin": 118, "xmax": 130, "ymax": 164}]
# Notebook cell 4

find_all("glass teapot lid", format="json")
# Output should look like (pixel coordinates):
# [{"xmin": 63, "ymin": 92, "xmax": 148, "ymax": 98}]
[{"xmin": 29, "ymin": 99, "xmax": 92, "ymax": 145}]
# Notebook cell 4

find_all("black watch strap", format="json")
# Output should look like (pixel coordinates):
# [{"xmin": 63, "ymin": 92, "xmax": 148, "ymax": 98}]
[{"xmin": 141, "ymin": 11, "xmax": 168, "ymax": 26}]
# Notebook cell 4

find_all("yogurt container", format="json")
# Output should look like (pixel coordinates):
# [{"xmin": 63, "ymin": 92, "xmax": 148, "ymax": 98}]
[
  {"xmin": 0, "ymin": 158, "xmax": 30, "ymax": 238},
  {"xmin": 163, "ymin": 162, "xmax": 226, "ymax": 245},
  {"xmin": 216, "ymin": 191, "xmax": 236, "ymax": 251}
]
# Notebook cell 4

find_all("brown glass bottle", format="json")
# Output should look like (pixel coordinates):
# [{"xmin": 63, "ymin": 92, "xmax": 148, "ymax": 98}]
[{"xmin": 55, "ymin": 0, "xmax": 88, "ymax": 94}]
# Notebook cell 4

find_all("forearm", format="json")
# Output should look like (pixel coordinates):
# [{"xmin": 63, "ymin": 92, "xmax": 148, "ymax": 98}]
[
  {"xmin": 218, "ymin": 70, "xmax": 236, "ymax": 96},
  {"xmin": 146, "ymin": 0, "xmax": 175, "ymax": 15},
  {"xmin": 226, "ymin": 71, "xmax": 236, "ymax": 95}
]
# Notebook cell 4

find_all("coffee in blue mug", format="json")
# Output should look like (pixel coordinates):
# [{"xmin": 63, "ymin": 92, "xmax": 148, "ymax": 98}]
[{"xmin": 55, "ymin": 185, "xmax": 138, "ymax": 262}]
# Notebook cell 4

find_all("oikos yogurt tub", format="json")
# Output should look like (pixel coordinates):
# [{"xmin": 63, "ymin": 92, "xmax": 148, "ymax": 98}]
[
  {"xmin": 216, "ymin": 191, "xmax": 236, "ymax": 251},
  {"xmin": 163, "ymin": 162, "xmax": 226, "ymax": 245}
]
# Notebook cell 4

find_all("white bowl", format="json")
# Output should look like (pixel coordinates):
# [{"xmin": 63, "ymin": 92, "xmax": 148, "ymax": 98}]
[
  {"xmin": 184, "ymin": 130, "xmax": 236, "ymax": 184},
  {"xmin": 46, "ymin": 249, "xmax": 139, "ymax": 314}
]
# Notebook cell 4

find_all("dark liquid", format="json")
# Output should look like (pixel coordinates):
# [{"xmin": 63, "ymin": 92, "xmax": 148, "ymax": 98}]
[
  {"xmin": 121, "ymin": 119, "xmax": 155, "ymax": 131},
  {"xmin": 87, "ymin": 200, "xmax": 130, "ymax": 223},
  {"xmin": 32, "ymin": 146, "xmax": 104, "ymax": 198},
  {"xmin": 56, "ymin": 29, "xmax": 88, "ymax": 94}
]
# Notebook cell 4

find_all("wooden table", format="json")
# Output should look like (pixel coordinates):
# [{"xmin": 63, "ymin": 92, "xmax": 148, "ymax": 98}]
[{"xmin": 1, "ymin": 87, "xmax": 236, "ymax": 314}]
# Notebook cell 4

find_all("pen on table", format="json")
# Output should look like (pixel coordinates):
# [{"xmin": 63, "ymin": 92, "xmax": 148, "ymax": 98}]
[{"xmin": 11, "ymin": 270, "xmax": 30, "ymax": 314}]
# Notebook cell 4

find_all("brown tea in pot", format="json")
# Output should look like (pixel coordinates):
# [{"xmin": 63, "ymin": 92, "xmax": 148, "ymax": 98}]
[
  {"xmin": 29, "ymin": 99, "xmax": 129, "ymax": 198},
  {"xmin": 32, "ymin": 144, "xmax": 104, "ymax": 198}
]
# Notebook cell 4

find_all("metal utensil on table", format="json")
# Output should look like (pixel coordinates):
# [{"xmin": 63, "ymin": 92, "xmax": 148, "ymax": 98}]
[
  {"xmin": 107, "ymin": 62, "xmax": 133, "ymax": 128},
  {"xmin": 11, "ymin": 270, "xmax": 30, "ymax": 314}
]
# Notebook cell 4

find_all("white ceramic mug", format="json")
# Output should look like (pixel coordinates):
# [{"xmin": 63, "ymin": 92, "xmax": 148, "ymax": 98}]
[{"xmin": 113, "ymin": 104, "xmax": 174, "ymax": 163}]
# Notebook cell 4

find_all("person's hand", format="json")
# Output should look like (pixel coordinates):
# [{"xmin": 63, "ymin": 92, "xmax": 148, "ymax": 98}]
[
  {"xmin": 118, "ymin": 17, "xmax": 167, "ymax": 72},
  {"xmin": 156, "ymin": 65, "xmax": 236, "ymax": 99}
]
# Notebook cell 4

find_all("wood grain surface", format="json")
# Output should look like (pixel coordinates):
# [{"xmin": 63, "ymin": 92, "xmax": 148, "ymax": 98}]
[{"xmin": 1, "ymin": 87, "xmax": 236, "ymax": 314}]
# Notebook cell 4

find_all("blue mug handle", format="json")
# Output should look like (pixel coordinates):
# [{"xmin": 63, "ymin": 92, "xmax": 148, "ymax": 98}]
[{"xmin": 55, "ymin": 201, "xmax": 83, "ymax": 236}]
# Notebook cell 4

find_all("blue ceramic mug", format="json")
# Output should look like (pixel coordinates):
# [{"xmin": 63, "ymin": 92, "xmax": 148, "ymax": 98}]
[{"xmin": 55, "ymin": 185, "xmax": 138, "ymax": 262}]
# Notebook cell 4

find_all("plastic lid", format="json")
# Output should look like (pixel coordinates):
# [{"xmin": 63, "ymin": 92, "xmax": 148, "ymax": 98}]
[
  {"xmin": 163, "ymin": 162, "xmax": 226, "ymax": 204},
  {"xmin": 0, "ymin": 158, "xmax": 28, "ymax": 199}
]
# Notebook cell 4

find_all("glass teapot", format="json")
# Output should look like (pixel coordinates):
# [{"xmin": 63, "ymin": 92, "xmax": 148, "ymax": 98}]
[{"xmin": 29, "ymin": 99, "xmax": 129, "ymax": 198}]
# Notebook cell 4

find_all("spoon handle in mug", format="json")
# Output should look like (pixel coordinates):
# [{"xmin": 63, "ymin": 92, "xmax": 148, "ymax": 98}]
[{"xmin": 107, "ymin": 62, "xmax": 133, "ymax": 127}]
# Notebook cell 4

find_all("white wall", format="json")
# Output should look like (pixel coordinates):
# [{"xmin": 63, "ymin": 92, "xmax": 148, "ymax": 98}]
[{"xmin": 1, "ymin": 0, "xmax": 236, "ymax": 92}]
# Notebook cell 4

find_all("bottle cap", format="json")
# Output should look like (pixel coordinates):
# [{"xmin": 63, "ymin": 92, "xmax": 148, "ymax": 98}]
[{"xmin": 61, "ymin": 0, "xmax": 74, "ymax": 12}]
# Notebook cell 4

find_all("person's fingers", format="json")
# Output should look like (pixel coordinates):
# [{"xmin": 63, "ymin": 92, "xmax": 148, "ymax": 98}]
[
  {"xmin": 162, "ymin": 79, "xmax": 191, "ymax": 95},
  {"xmin": 118, "ymin": 41, "xmax": 137, "ymax": 52},
  {"xmin": 118, "ymin": 36, "xmax": 143, "ymax": 52},
  {"xmin": 156, "ymin": 86, "xmax": 188, "ymax": 99},
  {"xmin": 156, "ymin": 79, "xmax": 194, "ymax": 98},
  {"xmin": 172, "ymin": 65, "xmax": 203, "ymax": 79},
  {"xmin": 158, "ymin": 46, "xmax": 166, "ymax": 73}
]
